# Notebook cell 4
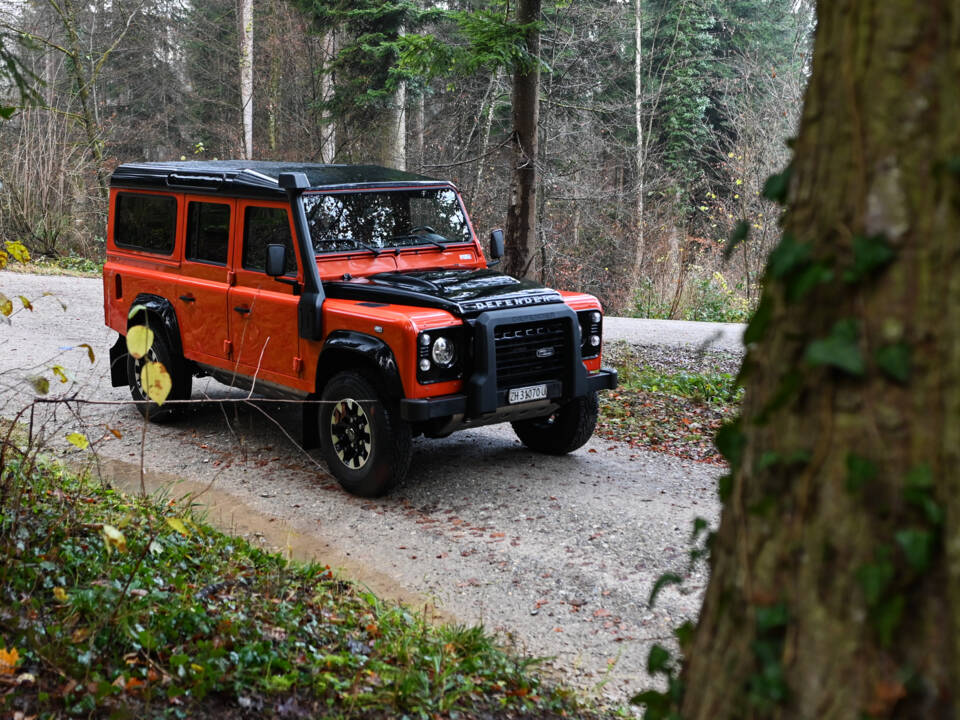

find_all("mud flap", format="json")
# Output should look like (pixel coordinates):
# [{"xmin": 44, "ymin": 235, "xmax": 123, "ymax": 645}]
[{"xmin": 109, "ymin": 334, "xmax": 129, "ymax": 388}]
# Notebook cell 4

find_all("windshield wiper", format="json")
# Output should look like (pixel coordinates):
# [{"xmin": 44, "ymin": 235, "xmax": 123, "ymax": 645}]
[
  {"xmin": 315, "ymin": 237, "xmax": 383, "ymax": 256},
  {"xmin": 387, "ymin": 234, "xmax": 446, "ymax": 250}
]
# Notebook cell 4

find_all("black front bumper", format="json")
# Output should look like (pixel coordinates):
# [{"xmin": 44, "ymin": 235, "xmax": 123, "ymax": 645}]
[{"xmin": 400, "ymin": 366, "xmax": 618, "ymax": 422}]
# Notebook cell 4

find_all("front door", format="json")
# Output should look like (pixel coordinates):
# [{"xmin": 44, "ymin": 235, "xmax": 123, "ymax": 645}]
[{"xmin": 227, "ymin": 201, "xmax": 304, "ymax": 387}]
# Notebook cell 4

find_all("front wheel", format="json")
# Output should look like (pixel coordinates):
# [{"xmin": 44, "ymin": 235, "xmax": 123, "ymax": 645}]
[
  {"xmin": 511, "ymin": 392, "xmax": 599, "ymax": 455},
  {"xmin": 319, "ymin": 372, "xmax": 412, "ymax": 497}
]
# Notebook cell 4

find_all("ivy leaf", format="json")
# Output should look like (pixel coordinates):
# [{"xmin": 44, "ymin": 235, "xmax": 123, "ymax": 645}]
[
  {"xmin": 66, "ymin": 432, "xmax": 89, "ymax": 450},
  {"xmin": 646, "ymin": 644, "xmax": 672, "ymax": 675},
  {"xmin": 140, "ymin": 361, "xmax": 171, "ymax": 405},
  {"xmin": 52, "ymin": 365, "xmax": 69, "ymax": 383},
  {"xmin": 873, "ymin": 595, "xmax": 905, "ymax": 648},
  {"xmin": 895, "ymin": 529, "xmax": 935, "ymax": 572},
  {"xmin": 762, "ymin": 166, "xmax": 792, "ymax": 203},
  {"xmin": 126, "ymin": 325, "xmax": 155, "ymax": 360},
  {"xmin": 768, "ymin": 234, "xmax": 810, "ymax": 280},
  {"xmin": 805, "ymin": 319, "xmax": 864, "ymax": 376},
  {"xmin": 723, "ymin": 220, "xmax": 750, "ymax": 261},
  {"xmin": 845, "ymin": 453, "xmax": 877, "ymax": 493},
  {"xmin": 856, "ymin": 550, "xmax": 894, "ymax": 607},
  {"xmin": 875, "ymin": 342, "xmax": 911, "ymax": 383},
  {"xmin": 755, "ymin": 603, "xmax": 789, "ymax": 632},
  {"xmin": 0, "ymin": 293, "xmax": 13, "ymax": 317},
  {"xmin": 744, "ymin": 295, "xmax": 772, "ymax": 345},
  {"xmin": 715, "ymin": 420, "xmax": 746, "ymax": 470},
  {"xmin": 648, "ymin": 572, "xmax": 682, "ymax": 608},
  {"xmin": 844, "ymin": 234, "xmax": 895, "ymax": 283},
  {"xmin": 18, "ymin": 296, "xmax": 32, "ymax": 311}
]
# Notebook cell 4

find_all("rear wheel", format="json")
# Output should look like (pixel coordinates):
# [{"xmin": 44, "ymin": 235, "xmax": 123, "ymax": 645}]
[
  {"xmin": 511, "ymin": 392, "xmax": 599, "ymax": 455},
  {"xmin": 126, "ymin": 329, "xmax": 192, "ymax": 422},
  {"xmin": 319, "ymin": 372, "xmax": 412, "ymax": 497}
]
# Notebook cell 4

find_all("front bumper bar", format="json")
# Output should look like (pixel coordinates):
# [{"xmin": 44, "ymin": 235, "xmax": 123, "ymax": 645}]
[{"xmin": 400, "ymin": 366, "xmax": 618, "ymax": 422}]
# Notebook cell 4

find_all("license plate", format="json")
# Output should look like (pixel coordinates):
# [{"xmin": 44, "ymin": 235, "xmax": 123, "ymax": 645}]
[{"xmin": 508, "ymin": 384, "xmax": 548, "ymax": 404}]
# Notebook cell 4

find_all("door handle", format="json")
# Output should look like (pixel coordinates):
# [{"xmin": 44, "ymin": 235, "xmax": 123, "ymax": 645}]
[
  {"xmin": 179, "ymin": 294, "xmax": 196, "ymax": 303},
  {"xmin": 233, "ymin": 305, "xmax": 251, "ymax": 315}
]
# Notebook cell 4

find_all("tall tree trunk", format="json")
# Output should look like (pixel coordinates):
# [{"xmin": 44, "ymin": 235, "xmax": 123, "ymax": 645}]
[
  {"xmin": 416, "ymin": 92, "xmax": 424, "ymax": 171},
  {"xmin": 504, "ymin": 0, "xmax": 540, "ymax": 280},
  {"xmin": 390, "ymin": 71, "xmax": 406, "ymax": 170},
  {"xmin": 239, "ymin": 0, "xmax": 254, "ymax": 159},
  {"xmin": 632, "ymin": 0, "xmax": 644, "ymax": 280},
  {"xmin": 320, "ymin": 30, "xmax": 336, "ymax": 163},
  {"xmin": 680, "ymin": 3, "xmax": 960, "ymax": 717},
  {"xmin": 474, "ymin": 68, "xmax": 502, "ymax": 201}
]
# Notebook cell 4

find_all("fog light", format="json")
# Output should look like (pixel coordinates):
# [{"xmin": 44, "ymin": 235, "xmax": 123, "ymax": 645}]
[
  {"xmin": 590, "ymin": 335, "xmax": 601, "ymax": 347},
  {"xmin": 419, "ymin": 358, "xmax": 431, "ymax": 371},
  {"xmin": 431, "ymin": 336, "xmax": 456, "ymax": 367},
  {"xmin": 591, "ymin": 311, "xmax": 601, "ymax": 323}
]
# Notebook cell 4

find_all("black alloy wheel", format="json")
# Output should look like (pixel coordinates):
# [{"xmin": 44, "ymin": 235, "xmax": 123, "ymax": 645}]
[{"xmin": 319, "ymin": 371, "xmax": 412, "ymax": 497}]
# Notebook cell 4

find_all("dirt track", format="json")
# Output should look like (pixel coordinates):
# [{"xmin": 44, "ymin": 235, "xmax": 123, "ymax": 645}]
[{"xmin": 0, "ymin": 272, "xmax": 730, "ymax": 705}]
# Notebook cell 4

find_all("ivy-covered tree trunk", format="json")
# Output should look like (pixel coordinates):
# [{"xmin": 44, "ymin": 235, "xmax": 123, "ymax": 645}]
[
  {"xmin": 680, "ymin": 2, "xmax": 960, "ymax": 717},
  {"xmin": 504, "ymin": 0, "xmax": 540, "ymax": 280}
]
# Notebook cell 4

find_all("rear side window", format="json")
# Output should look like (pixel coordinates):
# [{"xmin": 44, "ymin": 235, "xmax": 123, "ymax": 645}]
[
  {"xmin": 113, "ymin": 193, "xmax": 177, "ymax": 255},
  {"xmin": 242, "ymin": 206, "xmax": 297, "ymax": 275},
  {"xmin": 186, "ymin": 201, "xmax": 230, "ymax": 265}
]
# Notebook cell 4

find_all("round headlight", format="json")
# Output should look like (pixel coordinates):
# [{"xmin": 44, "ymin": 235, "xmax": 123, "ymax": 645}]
[
  {"xmin": 591, "ymin": 311, "xmax": 601, "ymax": 323},
  {"xmin": 431, "ymin": 336, "xmax": 456, "ymax": 367}
]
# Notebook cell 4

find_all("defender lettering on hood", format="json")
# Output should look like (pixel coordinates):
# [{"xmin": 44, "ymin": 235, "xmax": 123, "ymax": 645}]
[{"xmin": 325, "ymin": 268, "xmax": 564, "ymax": 317}]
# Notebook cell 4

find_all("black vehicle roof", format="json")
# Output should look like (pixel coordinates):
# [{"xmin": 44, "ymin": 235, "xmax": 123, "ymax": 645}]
[{"xmin": 109, "ymin": 161, "xmax": 446, "ymax": 198}]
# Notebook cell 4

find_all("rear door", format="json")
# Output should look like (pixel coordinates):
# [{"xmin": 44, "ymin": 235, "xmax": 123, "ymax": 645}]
[
  {"xmin": 227, "ymin": 201, "xmax": 305, "ymax": 386},
  {"xmin": 176, "ymin": 198, "xmax": 233, "ymax": 364}
]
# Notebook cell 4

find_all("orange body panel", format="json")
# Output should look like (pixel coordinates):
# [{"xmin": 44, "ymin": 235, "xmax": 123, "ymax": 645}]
[{"xmin": 104, "ymin": 184, "xmax": 607, "ymax": 400}]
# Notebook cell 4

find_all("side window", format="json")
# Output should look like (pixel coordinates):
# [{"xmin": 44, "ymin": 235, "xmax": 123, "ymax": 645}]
[
  {"xmin": 186, "ymin": 201, "xmax": 230, "ymax": 265},
  {"xmin": 242, "ymin": 206, "xmax": 297, "ymax": 275},
  {"xmin": 114, "ymin": 193, "xmax": 177, "ymax": 255}
]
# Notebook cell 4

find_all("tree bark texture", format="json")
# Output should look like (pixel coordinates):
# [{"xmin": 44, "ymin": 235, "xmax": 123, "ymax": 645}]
[
  {"xmin": 632, "ymin": 0, "xmax": 645, "ymax": 280},
  {"xmin": 681, "ymin": 3, "xmax": 960, "ymax": 718},
  {"xmin": 504, "ymin": 0, "xmax": 540, "ymax": 280},
  {"xmin": 239, "ymin": 0, "xmax": 254, "ymax": 160}
]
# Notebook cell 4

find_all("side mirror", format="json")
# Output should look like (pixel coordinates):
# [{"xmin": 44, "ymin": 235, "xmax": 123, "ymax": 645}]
[
  {"xmin": 488, "ymin": 229, "xmax": 504, "ymax": 267},
  {"xmin": 265, "ymin": 243, "xmax": 287, "ymax": 277}
]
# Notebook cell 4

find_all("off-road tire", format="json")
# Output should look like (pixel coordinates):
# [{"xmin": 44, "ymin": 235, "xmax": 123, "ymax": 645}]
[
  {"xmin": 126, "ymin": 329, "xmax": 192, "ymax": 422},
  {"xmin": 319, "ymin": 371, "xmax": 412, "ymax": 497},
  {"xmin": 511, "ymin": 391, "xmax": 599, "ymax": 455}
]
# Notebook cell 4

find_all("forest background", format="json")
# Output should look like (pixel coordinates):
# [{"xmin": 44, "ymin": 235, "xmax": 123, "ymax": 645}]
[{"xmin": 0, "ymin": 0, "xmax": 814, "ymax": 320}]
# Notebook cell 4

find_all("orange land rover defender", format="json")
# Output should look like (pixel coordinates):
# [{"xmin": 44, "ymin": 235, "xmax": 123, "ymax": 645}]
[{"xmin": 103, "ymin": 161, "xmax": 617, "ymax": 496}]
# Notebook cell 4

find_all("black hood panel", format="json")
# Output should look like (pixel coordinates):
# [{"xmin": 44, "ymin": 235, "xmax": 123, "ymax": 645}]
[{"xmin": 324, "ymin": 268, "xmax": 564, "ymax": 317}]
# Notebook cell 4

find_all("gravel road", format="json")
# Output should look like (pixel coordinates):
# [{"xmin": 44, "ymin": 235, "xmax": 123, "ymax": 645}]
[{"xmin": 0, "ymin": 272, "xmax": 739, "ymax": 706}]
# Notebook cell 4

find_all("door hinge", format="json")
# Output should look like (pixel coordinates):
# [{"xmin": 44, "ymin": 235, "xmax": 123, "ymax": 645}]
[
  {"xmin": 223, "ymin": 340, "xmax": 233, "ymax": 356},
  {"xmin": 292, "ymin": 356, "xmax": 303, "ymax": 374}
]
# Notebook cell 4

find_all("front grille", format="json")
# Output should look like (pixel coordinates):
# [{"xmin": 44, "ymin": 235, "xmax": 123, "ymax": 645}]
[{"xmin": 494, "ymin": 319, "xmax": 569, "ymax": 389}]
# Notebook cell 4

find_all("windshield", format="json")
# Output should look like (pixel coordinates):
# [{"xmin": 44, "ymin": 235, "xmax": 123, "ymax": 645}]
[{"xmin": 303, "ymin": 188, "xmax": 472, "ymax": 255}]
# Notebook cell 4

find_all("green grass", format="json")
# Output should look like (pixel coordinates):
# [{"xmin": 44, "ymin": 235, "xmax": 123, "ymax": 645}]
[
  {"xmin": 615, "ymin": 363, "xmax": 743, "ymax": 406},
  {"xmin": 0, "ymin": 460, "xmax": 597, "ymax": 719}
]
